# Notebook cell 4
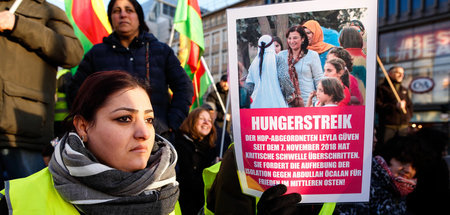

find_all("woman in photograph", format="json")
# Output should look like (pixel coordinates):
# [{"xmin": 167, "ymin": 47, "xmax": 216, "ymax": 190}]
[
  {"xmin": 174, "ymin": 107, "xmax": 216, "ymax": 215},
  {"xmin": 323, "ymin": 58, "xmax": 351, "ymax": 106},
  {"xmin": 246, "ymin": 35, "xmax": 288, "ymax": 108},
  {"xmin": 303, "ymin": 20, "xmax": 335, "ymax": 67},
  {"xmin": 307, "ymin": 77, "xmax": 345, "ymax": 107},
  {"xmin": 0, "ymin": 71, "xmax": 179, "ymax": 214},
  {"xmin": 277, "ymin": 25, "xmax": 323, "ymax": 107},
  {"xmin": 273, "ymin": 36, "xmax": 284, "ymax": 54},
  {"xmin": 339, "ymin": 27, "xmax": 366, "ymax": 87},
  {"xmin": 349, "ymin": 19, "xmax": 367, "ymax": 53},
  {"xmin": 327, "ymin": 47, "xmax": 364, "ymax": 105}
]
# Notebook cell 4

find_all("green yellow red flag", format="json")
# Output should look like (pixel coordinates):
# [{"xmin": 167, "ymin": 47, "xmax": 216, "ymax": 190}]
[
  {"xmin": 174, "ymin": 0, "xmax": 210, "ymax": 110},
  {"xmin": 64, "ymin": 0, "xmax": 112, "ymax": 74}
]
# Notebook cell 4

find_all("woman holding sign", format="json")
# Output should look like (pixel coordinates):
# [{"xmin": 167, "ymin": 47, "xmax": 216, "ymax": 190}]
[{"xmin": 277, "ymin": 25, "xmax": 323, "ymax": 107}]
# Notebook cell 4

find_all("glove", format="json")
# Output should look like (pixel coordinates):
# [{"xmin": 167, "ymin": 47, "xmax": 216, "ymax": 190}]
[{"xmin": 257, "ymin": 184, "xmax": 301, "ymax": 215}]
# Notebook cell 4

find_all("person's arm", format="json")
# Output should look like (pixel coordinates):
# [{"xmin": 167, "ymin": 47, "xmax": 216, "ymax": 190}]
[
  {"xmin": 307, "ymin": 91, "xmax": 316, "ymax": 107},
  {"xmin": 6, "ymin": 4, "xmax": 83, "ymax": 68},
  {"xmin": 276, "ymin": 54, "xmax": 295, "ymax": 103},
  {"xmin": 165, "ymin": 46, "xmax": 194, "ymax": 130},
  {"xmin": 310, "ymin": 51, "xmax": 324, "ymax": 88}
]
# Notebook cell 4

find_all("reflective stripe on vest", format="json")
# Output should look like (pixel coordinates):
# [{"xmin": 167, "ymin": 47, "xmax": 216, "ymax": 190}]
[
  {"xmin": 55, "ymin": 92, "xmax": 69, "ymax": 121},
  {"xmin": 3, "ymin": 168, "xmax": 79, "ymax": 214},
  {"xmin": 319, "ymin": 202, "xmax": 336, "ymax": 215},
  {"xmin": 55, "ymin": 69, "xmax": 70, "ymax": 122}
]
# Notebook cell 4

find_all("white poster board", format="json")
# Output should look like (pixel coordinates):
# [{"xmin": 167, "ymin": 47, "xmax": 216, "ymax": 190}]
[{"xmin": 227, "ymin": 0, "xmax": 378, "ymax": 203}]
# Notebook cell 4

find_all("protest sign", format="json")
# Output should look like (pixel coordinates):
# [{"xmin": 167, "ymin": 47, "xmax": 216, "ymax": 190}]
[{"xmin": 227, "ymin": 0, "xmax": 377, "ymax": 203}]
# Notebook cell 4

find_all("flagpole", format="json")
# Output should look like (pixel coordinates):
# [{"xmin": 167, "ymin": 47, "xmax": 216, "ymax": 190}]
[
  {"xmin": 219, "ymin": 93, "xmax": 231, "ymax": 158},
  {"xmin": 8, "ymin": 0, "xmax": 23, "ymax": 14},
  {"xmin": 201, "ymin": 56, "xmax": 226, "ymax": 115},
  {"xmin": 168, "ymin": 21, "xmax": 176, "ymax": 47},
  {"xmin": 193, "ymin": 72, "xmax": 200, "ymax": 106}
]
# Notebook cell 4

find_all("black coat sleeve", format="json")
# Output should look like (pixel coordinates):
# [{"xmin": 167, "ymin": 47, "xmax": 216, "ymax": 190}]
[
  {"xmin": 164, "ymin": 46, "xmax": 194, "ymax": 130},
  {"xmin": 66, "ymin": 50, "xmax": 96, "ymax": 107}
]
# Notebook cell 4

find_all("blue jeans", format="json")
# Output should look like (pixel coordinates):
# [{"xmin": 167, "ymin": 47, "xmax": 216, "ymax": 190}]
[{"xmin": 0, "ymin": 148, "xmax": 46, "ymax": 189}]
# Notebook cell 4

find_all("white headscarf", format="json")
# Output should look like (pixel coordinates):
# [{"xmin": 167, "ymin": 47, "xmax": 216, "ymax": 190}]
[{"xmin": 246, "ymin": 35, "xmax": 287, "ymax": 108}]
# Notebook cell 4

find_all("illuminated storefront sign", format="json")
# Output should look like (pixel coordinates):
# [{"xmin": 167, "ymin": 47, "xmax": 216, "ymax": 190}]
[
  {"xmin": 397, "ymin": 30, "xmax": 450, "ymax": 61},
  {"xmin": 378, "ymin": 20, "xmax": 449, "ymax": 121},
  {"xmin": 409, "ymin": 77, "xmax": 435, "ymax": 94}
]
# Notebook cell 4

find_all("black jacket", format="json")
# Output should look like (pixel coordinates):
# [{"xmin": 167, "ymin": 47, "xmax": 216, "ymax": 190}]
[
  {"xmin": 206, "ymin": 82, "xmax": 228, "ymax": 123},
  {"xmin": 174, "ymin": 131, "xmax": 215, "ymax": 215},
  {"xmin": 376, "ymin": 79, "xmax": 413, "ymax": 126},
  {"xmin": 68, "ymin": 32, "xmax": 193, "ymax": 134}
]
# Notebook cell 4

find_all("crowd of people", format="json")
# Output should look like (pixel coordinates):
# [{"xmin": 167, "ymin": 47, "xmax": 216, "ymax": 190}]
[
  {"xmin": 0, "ymin": 0, "xmax": 449, "ymax": 214},
  {"xmin": 242, "ymin": 20, "xmax": 367, "ymax": 109}
]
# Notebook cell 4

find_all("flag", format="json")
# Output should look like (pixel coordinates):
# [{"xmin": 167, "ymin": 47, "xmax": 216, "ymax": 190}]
[
  {"xmin": 174, "ymin": 0, "xmax": 210, "ymax": 110},
  {"xmin": 64, "ymin": 0, "xmax": 112, "ymax": 74}
]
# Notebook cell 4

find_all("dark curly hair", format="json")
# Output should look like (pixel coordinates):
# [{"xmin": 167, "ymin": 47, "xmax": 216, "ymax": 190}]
[{"xmin": 285, "ymin": 25, "xmax": 309, "ymax": 55}]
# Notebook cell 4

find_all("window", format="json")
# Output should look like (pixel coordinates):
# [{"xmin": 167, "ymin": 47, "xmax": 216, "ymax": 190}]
[
  {"xmin": 213, "ymin": 32, "xmax": 220, "ymax": 45},
  {"xmin": 412, "ymin": 0, "xmax": 422, "ymax": 11},
  {"xmin": 211, "ymin": 16, "xmax": 216, "ymax": 26},
  {"xmin": 222, "ymin": 51, "xmax": 228, "ymax": 64},
  {"xmin": 400, "ymin": 0, "xmax": 408, "ymax": 13},
  {"xmin": 204, "ymin": 56, "xmax": 211, "ymax": 67},
  {"xmin": 379, "ymin": 0, "xmax": 386, "ymax": 18},
  {"xmin": 222, "ymin": 29, "xmax": 228, "ymax": 42},
  {"xmin": 425, "ymin": 0, "xmax": 436, "ymax": 8},
  {"xmin": 205, "ymin": 19, "xmax": 210, "ymax": 29},
  {"xmin": 162, "ymin": 4, "xmax": 175, "ymax": 17},
  {"xmin": 212, "ymin": 53, "xmax": 219, "ymax": 66},
  {"xmin": 388, "ymin": 0, "xmax": 397, "ymax": 16}
]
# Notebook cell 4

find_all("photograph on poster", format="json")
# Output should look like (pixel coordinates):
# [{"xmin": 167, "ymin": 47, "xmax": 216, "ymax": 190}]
[{"xmin": 227, "ymin": 0, "xmax": 377, "ymax": 203}]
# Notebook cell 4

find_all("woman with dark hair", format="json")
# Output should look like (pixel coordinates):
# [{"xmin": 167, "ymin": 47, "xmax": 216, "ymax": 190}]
[
  {"xmin": 306, "ymin": 77, "xmax": 345, "ymax": 107},
  {"xmin": 323, "ymin": 58, "xmax": 351, "ymax": 106},
  {"xmin": 174, "ymin": 107, "xmax": 217, "ymax": 215},
  {"xmin": 69, "ymin": 0, "xmax": 193, "ymax": 140},
  {"xmin": 303, "ymin": 20, "xmax": 335, "ymax": 67},
  {"xmin": 276, "ymin": 25, "xmax": 323, "ymax": 107},
  {"xmin": 0, "ymin": 71, "xmax": 179, "ymax": 214},
  {"xmin": 349, "ymin": 19, "xmax": 367, "ymax": 53},
  {"xmin": 327, "ymin": 47, "xmax": 364, "ymax": 105},
  {"xmin": 339, "ymin": 27, "xmax": 366, "ymax": 87},
  {"xmin": 273, "ymin": 36, "xmax": 283, "ymax": 54}
]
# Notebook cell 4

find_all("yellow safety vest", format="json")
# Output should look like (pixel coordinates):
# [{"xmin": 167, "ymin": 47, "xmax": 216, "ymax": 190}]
[
  {"xmin": 0, "ymin": 168, "xmax": 79, "ymax": 215},
  {"xmin": 1, "ymin": 168, "xmax": 181, "ymax": 215},
  {"xmin": 54, "ymin": 69, "xmax": 70, "ymax": 122}
]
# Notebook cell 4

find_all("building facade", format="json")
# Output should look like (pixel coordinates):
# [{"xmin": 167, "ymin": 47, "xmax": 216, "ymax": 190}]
[
  {"xmin": 377, "ymin": 0, "xmax": 449, "ymax": 133},
  {"xmin": 143, "ymin": 0, "xmax": 178, "ymax": 43},
  {"xmin": 200, "ymin": 0, "xmax": 265, "ymax": 81}
]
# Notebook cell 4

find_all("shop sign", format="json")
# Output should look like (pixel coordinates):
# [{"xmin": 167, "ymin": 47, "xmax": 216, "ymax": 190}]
[
  {"xmin": 409, "ymin": 77, "xmax": 435, "ymax": 94},
  {"xmin": 397, "ymin": 29, "xmax": 450, "ymax": 61}
]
